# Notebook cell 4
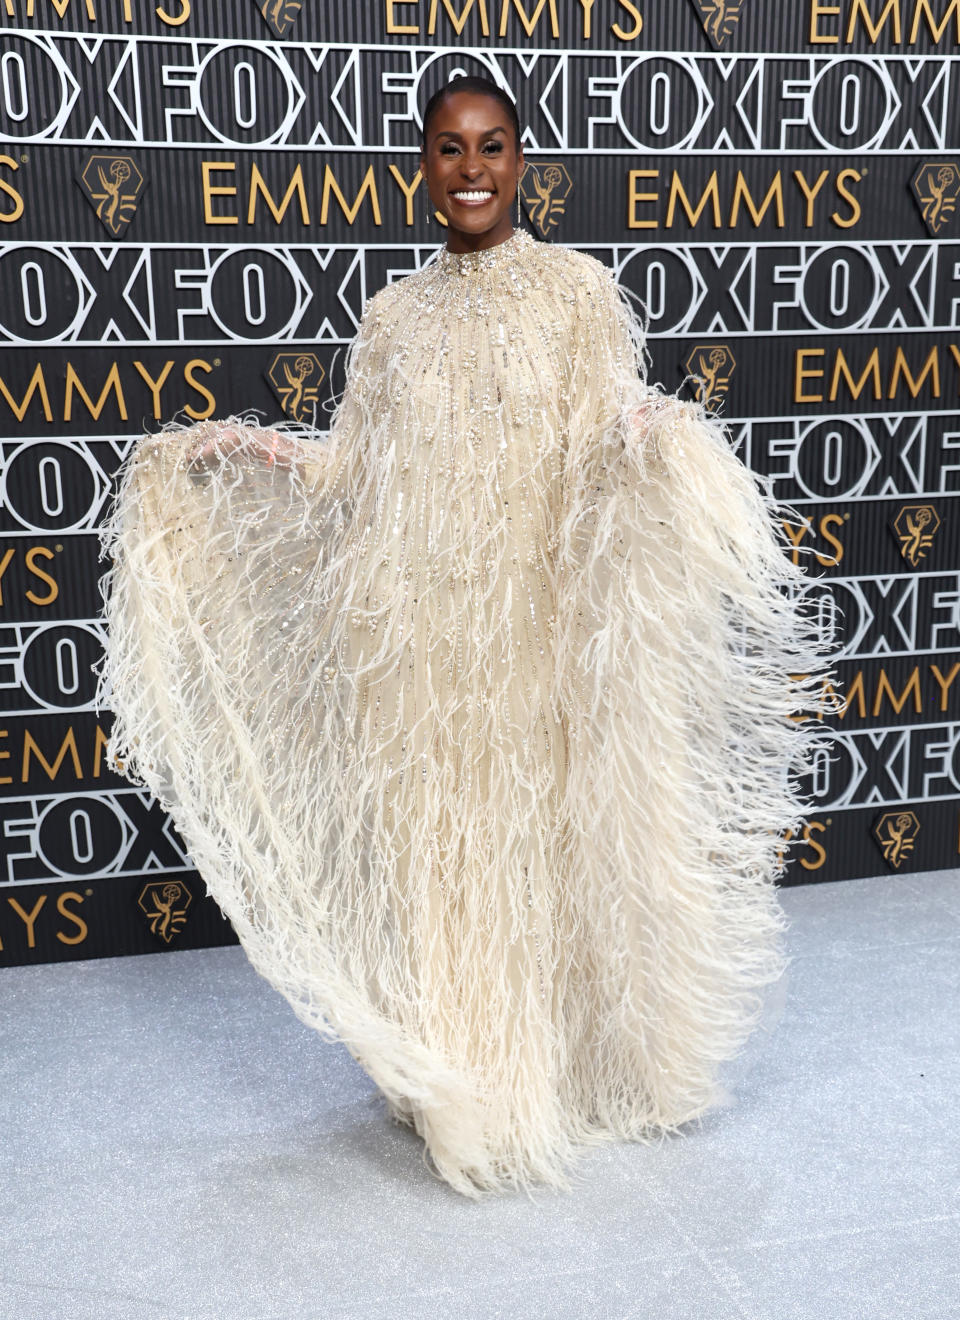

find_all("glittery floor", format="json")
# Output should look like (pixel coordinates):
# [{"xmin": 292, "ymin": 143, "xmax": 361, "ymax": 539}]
[{"xmin": 3, "ymin": 869, "xmax": 958, "ymax": 1320}]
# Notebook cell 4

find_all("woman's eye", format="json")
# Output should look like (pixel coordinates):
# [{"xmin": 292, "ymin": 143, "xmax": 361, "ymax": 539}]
[{"xmin": 437, "ymin": 141, "xmax": 502, "ymax": 156}]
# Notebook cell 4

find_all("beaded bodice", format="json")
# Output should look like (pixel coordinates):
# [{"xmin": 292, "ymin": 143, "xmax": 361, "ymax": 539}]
[{"xmin": 435, "ymin": 227, "xmax": 533, "ymax": 277}]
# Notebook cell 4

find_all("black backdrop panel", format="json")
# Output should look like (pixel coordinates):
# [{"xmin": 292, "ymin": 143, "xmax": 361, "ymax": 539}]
[{"xmin": 2, "ymin": 0, "xmax": 959, "ymax": 964}]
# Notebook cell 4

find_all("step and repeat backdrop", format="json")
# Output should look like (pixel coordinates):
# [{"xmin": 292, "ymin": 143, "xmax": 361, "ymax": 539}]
[{"xmin": 1, "ymin": 0, "xmax": 959, "ymax": 964}]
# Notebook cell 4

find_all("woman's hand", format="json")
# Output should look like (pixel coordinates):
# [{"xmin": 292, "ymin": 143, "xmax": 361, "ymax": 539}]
[
  {"xmin": 627, "ymin": 393, "xmax": 662, "ymax": 433},
  {"xmin": 186, "ymin": 425, "xmax": 294, "ymax": 470}
]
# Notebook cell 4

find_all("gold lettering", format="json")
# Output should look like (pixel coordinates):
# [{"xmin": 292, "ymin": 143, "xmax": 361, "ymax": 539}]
[
  {"xmin": 0, "ymin": 548, "xmax": 14, "ymax": 607},
  {"xmin": 184, "ymin": 359, "xmax": 216, "ymax": 420},
  {"xmin": 780, "ymin": 817, "xmax": 828, "ymax": 869},
  {"xmin": 0, "ymin": 728, "xmax": 9, "ymax": 785},
  {"xmin": 0, "ymin": 363, "xmax": 52, "ymax": 422},
  {"xmin": 799, "ymin": 821, "xmax": 828, "ymax": 871},
  {"xmin": 832, "ymin": 168, "xmax": 862, "ymax": 227},
  {"xmin": 729, "ymin": 171, "xmax": 785, "ymax": 228},
  {"xmin": 611, "ymin": 0, "xmax": 643, "ymax": 39},
  {"xmin": 0, "ymin": 155, "xmax": 24, "ymax": 223},
  {"xmin": 320, "ymin": 165, "xmax": 382, "ymax": 226},
  {"xmin": 577, "ymin": 0, "xmax": 596, "ymax": 37},
  {"xmin": 931, "ymin": 662, "xmax": 960, "ymax": 709},
  {"xmin": 794, "ymin": 168, "xmax": 830, "ymax": 227},
  {"xmin": 64, "ymin": 362, "xmax": 126, "ymax": 422},
  {"xmin": 56, "ymin": 891, "xmax": 87, "ymax": 945},
  {"xmin": 847, "ymin": 0, "xmax": 902, "ymax": 40},
  {"xmin": 498, "ymin": 0, "xmax": 559, "ymax": 36},
  {"xmin": 840, "ymin": 669, "xmax": 867, "ymax": 719},
  {"xmin": 7, "ymin": 894, "xmax": 45, "ymax": 949},
  {"xmin": 950, "ymin": 343, "xmax": 960, "ymax": 388},
  {"xmin": 385, "ymin": 0, "xmax": 419, "ymax": 31},
  {"xmin": 133, "ymin": 360, "xmax": 174, "ymax": 420},
  {"xmin": 818, "ymin": 512, "xmax": 846, "ymax": 566},
  {"xmin": 427, "ymin": 0, "xmax": 490, "ymax": 34},
  {"xmin": 873, "ymin": 667, "xmax": 922, "ymax": 716},
  {"xmin": 388, "ymin": 165, "xmax": 424, "ymax": 226},
  {"xmin": 795, "ymin": 348, "xmax": 826, "ymax": 403},
  {"xmin": 810, "ymin": 0, "xmax": 842, "ymax": 41},
  {"xmin": 247, "ymin": 163, "xmax": 310, "ymax": 225},
  {"xmin": 201, "ymin": 161, "xmax": 238, "ymax": 226},
  {"xmin": 666, "ymin": 172, "xmax": 721, "ymax": 229},
  {"xmin": 45, "ymin": 0, "xmax": 96, "ymax": 16},
  {"xmin": 830, "ymin": 346, "xmax": 882, "ymax": 401},
  {"xmin": 909, "ymin": 0, "xmax": 960, "ymax": 41},
  {"xmin": 627, "ymin": 169, "xmax": 659, "ymax": 229},
  {"xmin": 888, "ymin": 345, "xmax": 940, "ymax": 398},
  {"xmin": 22, "ymin": 727, "xmax": 81, "ymax": 781},
  {"xmin": 92, "ymin": 723, "xmax": 110, "ymax": 778},
  {"xmin": 783, "ymin": 518, "xmax": 811, "ymax": 567},
  {"xmin": 25, "ymin": 546, "xmax": 58, "ymax": 606},
  {"xmin": 810, "ymin": 0, "xmax": 960, "ymax": 45},
  {"xmin": 630, "ymin": 170, "xmax": 855, "ymax": 231},
  {"xmin": 156, "ymin": 0, "xmax": 190, "ymax": 25}
]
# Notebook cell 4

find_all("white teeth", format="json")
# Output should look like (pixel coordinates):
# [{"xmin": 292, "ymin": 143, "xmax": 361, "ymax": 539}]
[{"xmin": 452, "ymin": 190, "xmax": 493, "ymax": 201}]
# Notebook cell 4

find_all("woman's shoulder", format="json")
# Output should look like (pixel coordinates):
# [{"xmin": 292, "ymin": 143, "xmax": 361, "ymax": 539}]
[
  {"xmin": 360, "ymin": 278, "xmax": 404, "ymax": 324},
  {"xmin": 528, "ymin": 239, "xmax": 620, "ymax": 306},
  {"xmin": 539, "ymin": 240, "xmax": 610, "ymax": 277},
  {"xmin": 532, "ymin": 244, "xmax": 628, "ymax": 337},
  {"xmin": 353, "ymin": 278, "xmax": 412, "ymax": 353}
]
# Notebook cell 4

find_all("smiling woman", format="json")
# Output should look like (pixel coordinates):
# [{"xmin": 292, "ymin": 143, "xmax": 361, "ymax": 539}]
[
  {"xmin": 98, "ymin": 73, "xmax": 842, "ymax": 1200},
  {"xmin": 418, "ymin": 77, "xmax": 525, "ymax": 251}
]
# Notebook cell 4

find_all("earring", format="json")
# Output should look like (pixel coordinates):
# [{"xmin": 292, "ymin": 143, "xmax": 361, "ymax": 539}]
[{"xmin": 516, "ymin": 185, "xmax": 522, "ymax": 227}]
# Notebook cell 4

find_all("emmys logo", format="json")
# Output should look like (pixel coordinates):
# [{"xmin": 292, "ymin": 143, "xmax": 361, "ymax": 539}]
[
  {"xmin": 684, "ymin": 344, "xmax": 736, "ymax": 410},
  {"xmin": 519, "ymin": 163, "xmax": 572, "ymax": 238},
  {"xmin": 77, "ymin": 155, "xmax": 146, "ymax": 237},
  {"xmin": 266, "ymin": 352, "xmax": 325, "ymax": 421},
  {"xmin": 892, "ymin": 504, "xmax": 940, "ymax": 568},
  {"xmin": 138, "ymin": 880, "xmax": 193, "ymax": 943},
  {"xmin": 911, "ymin": 162, "xmax": 960, "ymax": 236},
  {"xmin": 690, "ymin": 0, "xmax": 746, "ymax": 48},
  {"xmin": 873, "ymin": 811, "xmax": 920, "ymax": 870},
  {"xmin": 258, "ymin": 0, "xmax": 301, "ymax": 37}
]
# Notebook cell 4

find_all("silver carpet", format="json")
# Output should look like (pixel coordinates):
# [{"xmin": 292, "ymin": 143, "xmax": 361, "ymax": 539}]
[{"xmin": 2, "ymin": 869, "xmax": 958, "ymax": 1319}]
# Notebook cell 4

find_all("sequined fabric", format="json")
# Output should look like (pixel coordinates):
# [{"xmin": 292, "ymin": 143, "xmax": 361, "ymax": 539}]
[{"xmin": 97, "ymin": 229, "xmax": 840, "ymax": 1200}]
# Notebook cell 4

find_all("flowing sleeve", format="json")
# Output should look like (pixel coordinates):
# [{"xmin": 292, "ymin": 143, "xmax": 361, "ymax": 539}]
[
  {"xmin": 96, "ymin": 287, "xmax": 480, "ymax": 1105},
  {"xmin": 552, "ymin": 256, "xmax": 842, "ymax": 1111},
  {"xmin": 95, "ymin": 283, "xmax": 485, "ymax": 1116},
  {"xmin": 96, "ymin": 289, "xmax": 389, "ymax": 798}
]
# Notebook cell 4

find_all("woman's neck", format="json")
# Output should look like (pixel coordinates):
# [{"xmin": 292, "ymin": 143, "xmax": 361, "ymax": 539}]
[{"xmin": 443, "ymin": 222, "xmax": 516, "ymax": 255}]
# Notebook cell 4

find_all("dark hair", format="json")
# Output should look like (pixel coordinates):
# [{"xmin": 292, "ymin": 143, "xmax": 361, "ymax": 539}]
[{"xmin": 420, "ymin": 75, "xmax": 522, "ymax": 152}]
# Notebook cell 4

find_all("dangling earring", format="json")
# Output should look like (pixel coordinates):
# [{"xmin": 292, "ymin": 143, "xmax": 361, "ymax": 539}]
[{"xmin": 516, "ymin": 187, "xmax": 521, "ymax": 227}]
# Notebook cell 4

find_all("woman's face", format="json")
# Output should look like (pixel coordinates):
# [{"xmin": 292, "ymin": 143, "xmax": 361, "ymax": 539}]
[{"xmin": 419, "ymin": 90, "xmax": 524, "ymax": 253}]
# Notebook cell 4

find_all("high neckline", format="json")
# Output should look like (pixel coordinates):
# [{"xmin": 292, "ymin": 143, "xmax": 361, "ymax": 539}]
[{"xmin": 437, "ymin": 228, "xmax": 531, "ymax": 276}]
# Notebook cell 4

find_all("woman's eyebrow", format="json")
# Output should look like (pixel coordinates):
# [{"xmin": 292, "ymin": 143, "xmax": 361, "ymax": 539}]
[{"xmin": 434, "ymin": 126, "xmax": 509, "ymax": 141}]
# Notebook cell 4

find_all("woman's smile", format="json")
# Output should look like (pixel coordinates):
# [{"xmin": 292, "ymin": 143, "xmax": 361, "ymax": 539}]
[{"xmin": 449, "ymin": 188, "xmax": 496, "ymax": 206}]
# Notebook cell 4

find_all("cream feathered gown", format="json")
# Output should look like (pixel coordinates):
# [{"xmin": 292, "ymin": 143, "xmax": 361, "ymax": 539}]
[{"xmin": 98, "ymin": 229, "xmax": 838, "ymax": 1199}]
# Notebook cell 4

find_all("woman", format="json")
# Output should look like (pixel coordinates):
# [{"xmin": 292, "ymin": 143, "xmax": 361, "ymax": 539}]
[{"xmin": 98, "ymin": 75, "xmax": 839, "ymax": 1200}]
